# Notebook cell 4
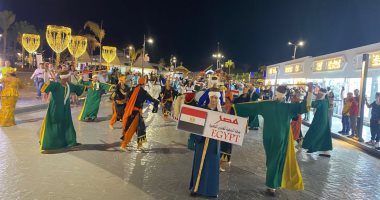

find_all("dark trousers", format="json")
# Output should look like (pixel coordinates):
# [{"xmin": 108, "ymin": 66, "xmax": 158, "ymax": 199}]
[
  {"xmin": 115, "ymin": 103, "xmax": 126, "ymax": 121},
  {"xmin": 370, "ymin": 119, "xmax": 380, "ymax": 142},
  {"xmin": 342, "ymin": 115, "xmax": 350, "ymax": 134}
]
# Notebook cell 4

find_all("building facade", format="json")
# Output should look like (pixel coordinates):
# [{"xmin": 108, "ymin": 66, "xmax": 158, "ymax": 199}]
[{"xmin": 265, "ymin": 42, "xmax": 380, "ymax": 120}]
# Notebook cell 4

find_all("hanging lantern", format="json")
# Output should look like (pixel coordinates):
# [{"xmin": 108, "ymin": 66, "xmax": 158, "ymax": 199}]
[
  {"xmin": 68, "ymin": 35, "xmax": 87, "ymax": 71},
  {"xmin": 102, "ymin": 46, "xmax": 117, "ymax": 70},
  {"xmin": 46, "ymin": 25, "xmax": 71, "ymax": 66},
  {"xmin": 21, "ymin": 33, "xmax": 40, "ymax": 65}
]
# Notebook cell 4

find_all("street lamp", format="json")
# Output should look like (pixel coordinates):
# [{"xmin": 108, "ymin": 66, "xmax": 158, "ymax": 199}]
[
  {"xmin": 142, "ymin": 35, "xmax": 154, "ymax": 75},
  {"xmin": 212, "ymin": 53, "xmax": 224, "ymax": 69},
  {"xmin": 170, "ymin": 55, "xmax": 177, "ymax": 70},
  {"xmin": 288, "ymin": 41, "xmax": 305, "ymax": 59},
  {"xmin": 212, "ymin": 42, "xmax": 224, "ymax": 69}
]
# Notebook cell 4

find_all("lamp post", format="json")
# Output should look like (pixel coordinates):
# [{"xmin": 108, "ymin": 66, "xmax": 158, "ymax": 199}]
[
  {"xmin": 141, "ymin": 35, "xmax": 153, "ymax": 75},
  {"xmin": 212, "ymin": 42, "xmax": 224, "ymax": 69},
  {"xmin": 288, "ymin": 41, "xmax": 304, "ymax": 59}
]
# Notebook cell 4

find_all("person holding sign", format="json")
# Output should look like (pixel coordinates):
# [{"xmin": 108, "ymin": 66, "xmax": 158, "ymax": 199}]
[
  {"xmin": 189, "ymin": 89, "xmax": 221, "ymax": 198},
  {"xmin": 233, "ymin": 84, "xmax": 312, "ymax": 196}
]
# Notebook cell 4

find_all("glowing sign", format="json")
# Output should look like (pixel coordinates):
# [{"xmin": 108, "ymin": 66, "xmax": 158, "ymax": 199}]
[
  {"xmin": 284, "ymin": 63, "xmax": 303, "ymax": 73},
  {"xmin": 284, "ymin": 66, "xmax": 293, "ymax": 73},
  {"xmin": 370, "ymin": 52, "xmax": 380, "ymax": 67},
  {"xmin": 268, "ymin": 67, "xmax": 277, "ymax": 75},
  {"xmin": 313, "ymin": 57, "xmax": 344, "ymax": 72},
  {"xmin": 326, "ymin": 57, "xmax": 343, "ymax": 71},
  {"xmin": 313, "ymin": 60, "xmax": 324, "ymax": 72}
]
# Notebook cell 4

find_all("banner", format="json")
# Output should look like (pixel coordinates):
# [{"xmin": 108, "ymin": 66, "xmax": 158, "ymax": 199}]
[{"xmin": 177, "ymin": 105, "xmax": 247, "ymax": 145}]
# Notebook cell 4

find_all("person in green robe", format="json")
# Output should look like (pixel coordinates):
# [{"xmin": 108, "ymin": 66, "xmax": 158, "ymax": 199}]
[
  {"xmin": 78, "ymin": 73, "xmax": 114, "ymax": 121},
  {"xmin": 302, "ymin": 88, "xmax": 333, "ymax": 157},
  {"xmin": 233, "ymin": 84, "xmax": 312, "ymax": 196},
  {"xmin": 39, "ymin": 71, "xmax": 85, "ymax": 152}
]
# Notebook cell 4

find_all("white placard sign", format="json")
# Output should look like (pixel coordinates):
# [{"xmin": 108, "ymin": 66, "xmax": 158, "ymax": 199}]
[
  {"xmin": 203, "ymin": 109, "xmax": 247, "ymax": 146},
  {"xmin": 177, "ymin": 104, "xmax": 248, "ymax": 146}
]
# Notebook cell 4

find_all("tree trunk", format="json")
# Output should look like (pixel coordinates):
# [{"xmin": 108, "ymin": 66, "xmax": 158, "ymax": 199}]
[{"xmin": 3, "ymin": 31, "xmax": 7, "ymax": 55}]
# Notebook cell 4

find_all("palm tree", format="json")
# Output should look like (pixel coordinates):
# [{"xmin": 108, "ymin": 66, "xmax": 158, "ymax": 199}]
[
  {"xmin": 128, "ymin": 47, "xmax": 142, "ymax": 68},
  {"xmin": 8, "ymin": 20, "xmax": 37, "ymax": 68},
  {"xmin": 38, "ymin": 29, "xmax": 45, "ymax": 52},
  {"xmin": 84, "ymin": 21, "xmax": 105, "ymax": 65},
  {"xmin": 224, "ymin": 59, "xmax": 235, "ymax": 75},
  {"xmin": 0, "ymin": 10, "xmax": 16, "ymax": 54},
  {"xmin": 9, "ymin": 21, "xmax": 37, "ymax": 52},
  {"xmin": 85, "ymin": 34, "xmax": 100, "ymax": 56},
  {"xmin": 258, "ymin": 65, "xmax": 266, "ymax": 77}
]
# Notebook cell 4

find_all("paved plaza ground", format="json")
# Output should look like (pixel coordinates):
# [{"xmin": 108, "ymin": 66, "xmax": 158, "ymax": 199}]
[{"xmin": 1, "ymin": 99, "xmax": 379, "ymax": 200}]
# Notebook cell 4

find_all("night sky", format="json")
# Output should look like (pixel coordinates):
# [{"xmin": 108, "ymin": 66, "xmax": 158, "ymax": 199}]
[{"xmin": 2, "ymin": 0, "xmax": 380, "ymax": 72}]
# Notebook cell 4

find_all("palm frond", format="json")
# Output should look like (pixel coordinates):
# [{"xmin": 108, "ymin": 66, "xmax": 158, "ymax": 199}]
[{"xmin": 84, "ymin": 21, "xmax": 105, "ymax": 41}]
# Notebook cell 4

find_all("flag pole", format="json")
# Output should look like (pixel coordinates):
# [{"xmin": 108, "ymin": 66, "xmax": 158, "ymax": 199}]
[{"xmin": 194, "ymin": 137, "xmax": 209, "ymax": 192}]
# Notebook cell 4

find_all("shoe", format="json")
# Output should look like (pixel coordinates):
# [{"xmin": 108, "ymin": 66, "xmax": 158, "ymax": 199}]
[
  {"xmin": 365, "ymin": 140, "xmax": 375, "ymax": 145},
  {"xmin": 190, "ymin": 192, "xmax": 198, "ymax": 197},
  {"xmin": 220, "ymin": 167, "xmax": 226, "ymax": 172},
  {"xmin": 109, "ymin": 125, "xmax": 114, "ymax": 130},
  {"xmin": 338, "ymin": 130, "xmax": 344, "ymax": 133},
  {"xmin": 319, "ymin": 153, "xmax": 331, "ymax": 158},
  {"xmin": 253, "ymin": 127, "xmax": 259, "ymax": 130},
  {"xmin": 358, "ymin": 138, "xmax": 364, "ymax": 142},
  {"xmin": 375, "ymin": 142, "xmax": 379, "ymax": 148},
  {"xmin": 119, "ymin": 146, "xmax": 127, "ymax": 151},
  {"xmin": 265, "ymin": 188, "xmax": 276, "ymax": 197},
  {"xmin": 347, "ymin": 134, "xmax": 355, "ymax": 138}
]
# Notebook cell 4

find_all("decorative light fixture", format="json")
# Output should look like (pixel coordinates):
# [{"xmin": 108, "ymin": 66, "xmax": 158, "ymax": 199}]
[
  {"xmin": 46, "ymin": 25, "xmax": 72, "ymax": 66},
  {"xmin": 22, "ymin": 33, "xmax": 40, "ymax": 65},
  {"xmin": 68, "ymin": 35, "xmax": 87, "ymax": 70},
  {"xmin": 102, "ymin": 46, "xmax": 117, "ymax": 70}
]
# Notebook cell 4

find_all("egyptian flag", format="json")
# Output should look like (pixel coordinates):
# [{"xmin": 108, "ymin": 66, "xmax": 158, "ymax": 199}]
[{"xmin": 177, "ymin": 105, "xmax": 208, "ymax": 134}]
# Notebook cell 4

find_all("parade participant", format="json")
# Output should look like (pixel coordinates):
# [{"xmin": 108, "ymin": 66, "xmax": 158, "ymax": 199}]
[
  {"xmin": 0, "ymin": 70, "xmax": 23, "ymax": 127},
  {"xmin": 160, "ymin": 80, "xmax": 179, "ymax": 120},
  {"xmin": 78, "ymin": 73, "xmax": 114, "ymax": 121},
  {"xmin": 30, "ymin": 63, "xmax": 45, "ymax": 98},
  {"xmin": 302, "ymin": 88, "xmax": 333, "ymax": 157},
  {"xmin": 120, "ymin": 77, "xmax": 159, "ymax": 151},
  {"xmin": 233, "ymin": 84, "xmax": 312, "ymax": 196},
  {"xmin": 290, "ymin": 89, "xmax": 303, "ymax": 144},
  {"xmin": 1, "ymin": 60, "xmax": 16, "ymax": 79},
  {"xmin": 189, "ymin": 89, "xmax": 221, "ymax": 198},
  {"xmin": 198, "ymin": 83, "xmax": 224, "ymax": 108},
  {"xmin": 109, "ymin": 75, "xmax": 130, "ymax": 129},
  {"xmin": 39, "ymin": 71, "xmax": 85, "ymax": 151},
  {"xmin": 220, "ymin": 91, "xmax": 234, "ymax": 172}
]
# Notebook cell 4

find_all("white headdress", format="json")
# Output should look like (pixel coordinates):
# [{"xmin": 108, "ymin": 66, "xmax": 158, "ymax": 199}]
[{"xmin": 209, "ymin": 91, "xmax": 222, "ymax": 112}]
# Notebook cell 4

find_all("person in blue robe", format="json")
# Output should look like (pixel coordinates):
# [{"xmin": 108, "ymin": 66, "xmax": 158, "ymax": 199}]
[{"xmin": 189, "ymin": 90, "xmax": 221, "ymax": 198}]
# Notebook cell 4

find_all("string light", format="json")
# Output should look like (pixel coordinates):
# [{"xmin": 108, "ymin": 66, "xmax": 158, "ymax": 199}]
[
  {"xmin": 102, "ymin": 46, "xmax": 117, "ymax": 70},
  {"xmin": 46, "ymin": 25, "xmax": 72, "ymax": 66},
  {"xmin": 22, "ymin": 33, "xmax": 40, "ymax": 64},
  {"xmin": 68, "ymin": 35, "xmax": 87, "ymax": 69}
]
